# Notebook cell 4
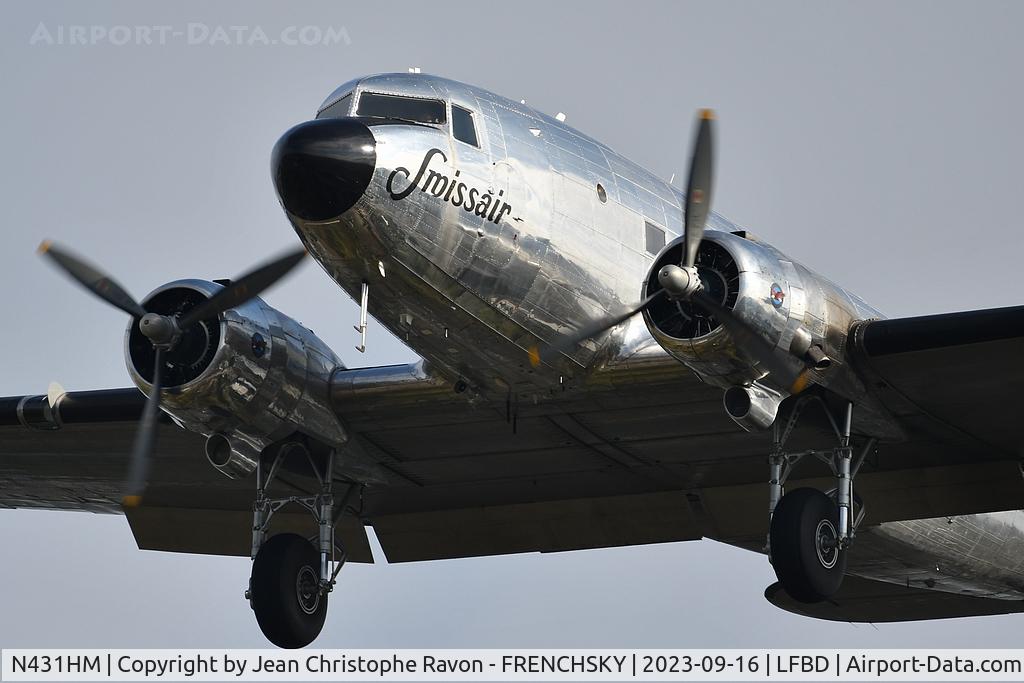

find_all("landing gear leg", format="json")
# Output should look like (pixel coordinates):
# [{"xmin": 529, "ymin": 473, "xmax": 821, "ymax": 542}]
[
  {"xmin": 245, "ymin": 442, "xmax": 352, "ymax": 648},
  {"xmin": 766, "ymin": 398, "xmax": 875, "ymax": 603}
]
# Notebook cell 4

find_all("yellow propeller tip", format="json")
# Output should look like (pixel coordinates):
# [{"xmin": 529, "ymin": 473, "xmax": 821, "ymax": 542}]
[
  {"xmin": 700, "ymin": 108, "xmax": 716, "ymax": 120},
  {"xmin": 37, "ymin": 240, "xmax": 53, "ymax": 254},
  {"xmin": 790, "ymin": 370, "xmax": 812, "ymax": 395},
  {"xmin": 122, "ymin": 495, "xmax": 143, "ymax": 508},
  {"xmin": 527, "ymin": 346, "xmax": 541, "ymax": 368}
]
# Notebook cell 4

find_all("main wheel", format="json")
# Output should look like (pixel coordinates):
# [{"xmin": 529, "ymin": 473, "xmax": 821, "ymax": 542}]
[
  {"xmin": 769, "ymin": 487, "xmax": 847, "ymax": 603},
  {"xmin": 250, "ymin": 533, "xmax": 328, "ymax": 648}
]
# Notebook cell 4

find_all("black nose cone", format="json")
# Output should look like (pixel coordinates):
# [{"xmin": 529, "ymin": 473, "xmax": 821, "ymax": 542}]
[{"xmin": 272, "ymin": 118, "xmax": 376, "ymax": 222}]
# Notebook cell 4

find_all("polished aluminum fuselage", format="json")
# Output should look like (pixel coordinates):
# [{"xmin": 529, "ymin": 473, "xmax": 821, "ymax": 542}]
[{"xmin": 298, "ymin": 74, "xmax": 885, "ymax": 405}]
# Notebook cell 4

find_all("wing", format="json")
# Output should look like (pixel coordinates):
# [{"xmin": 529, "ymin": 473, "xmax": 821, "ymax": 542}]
[
  {"xmin": 325, "ymin": 339, "xmax": 1024, "ymax": 561},
  {"xmin": 765, "ymin": 576, "xmax": 1024, "ymax": 622},
  {"xmin": 851, "ymin": 304, "xmax": 1024, "ymax": 456},
  {"xmin": 0, "ymin": 388, "xmax": 376, "ymax": 562},
  {"xmin": 3, "ymin": 325, "xmax": 1024, "ymax": 564}
]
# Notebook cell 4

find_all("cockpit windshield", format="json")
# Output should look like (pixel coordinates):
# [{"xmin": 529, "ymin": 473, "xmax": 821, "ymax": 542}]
[
  {"xmin": 317, "ymin": 92, "xmax": 352, "ymax": 119},
  {"xmin": 356, "ymin": 92, "xmax": 446, "ymax": 124}
]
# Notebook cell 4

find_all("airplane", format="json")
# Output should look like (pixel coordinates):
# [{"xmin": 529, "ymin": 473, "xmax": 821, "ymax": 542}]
[{"xmin": 4, "ymin": 72, "xmax": 1024, "ymax": 649}]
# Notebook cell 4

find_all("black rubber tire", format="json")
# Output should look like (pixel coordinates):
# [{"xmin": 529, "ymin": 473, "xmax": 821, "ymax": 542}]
[
  {"xmin": 769, "ymin": 487, "xmax": 847, "ymax": 603},
  {"xmin": 250, "ymin": 533, "xmax": 328, "ymax": 648}
]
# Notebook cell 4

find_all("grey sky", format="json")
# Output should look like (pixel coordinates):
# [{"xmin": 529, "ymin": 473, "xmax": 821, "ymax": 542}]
[{"xmin": 2, "ymin": 0, "xmax": 1024, "ymax": 649}]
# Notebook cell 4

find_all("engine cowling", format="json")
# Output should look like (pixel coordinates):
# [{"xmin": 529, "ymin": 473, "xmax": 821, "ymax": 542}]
[
  {"xmin": 643, "ymin": 231, "xmax": 794, "ymax": 390},
  {"xmin": 124, "ymin": 279, "xmax": 346, "ymax": 478},
  {"xmin": 642, "ymin": 230, "xmax": 877, "ymax": 428}
]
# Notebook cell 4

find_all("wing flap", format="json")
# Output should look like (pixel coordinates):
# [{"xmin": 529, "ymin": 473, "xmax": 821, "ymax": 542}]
[
  {"xmin": 126, "ymin": 505, "xmax": 373, "ymax": 563},
  {"xmin": 372, "ymin": 490, "xmax": 703, "ymax": 562}
]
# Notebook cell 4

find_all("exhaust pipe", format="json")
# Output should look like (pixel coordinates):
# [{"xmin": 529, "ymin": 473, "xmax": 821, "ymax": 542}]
[
  {"xmin": 789, "ymin": 326, "xmax": 832, "ymax": 370},
  {"xmin": 723, "ymin": 383, "xmax": 785, "ymax": 431},
  {"xmin": 205, "ymin": 433, "xmax": 260, "ymax": 479},
  {"xmin": 804, "ymin": 344, "xmax": 832, "ymax": 370}
]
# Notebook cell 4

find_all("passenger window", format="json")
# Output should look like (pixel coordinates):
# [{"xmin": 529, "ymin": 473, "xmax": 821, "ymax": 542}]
[
  {"xmin": 645, "ymin": 221, "xmax": 666, "ymax": 255},
  {"xmin": 356, "ymin": 92, "xmax": 446, "ymax": 124},
  {"xmin": 317, "ymin": 93, "xmax": 352, "ymax": 119},
  {"xmin": 452, "ymin": 104, "xmax": 479, "ymax": 147}
]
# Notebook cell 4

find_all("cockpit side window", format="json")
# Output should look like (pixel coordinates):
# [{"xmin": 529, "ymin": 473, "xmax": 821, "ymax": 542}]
[
  {"xmin": 356, "ymin": 92, "xmax": 446, "ymax": 124},
  {"xmin": 317, "ymin": 93, "xmax": 352, "ymax": 119},
  {"xmin": 451, "ymin": 104, "xmax": 479, "ymax": 147}
]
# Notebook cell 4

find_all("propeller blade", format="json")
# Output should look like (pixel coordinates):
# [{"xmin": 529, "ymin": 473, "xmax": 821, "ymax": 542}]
[
  {"xmin": 682, "ymin": 110, "xmax": 715, "ymax": 268},
  {"xmin": 38, "ymin": 241, "xmax": 147, "ymax": 319},
  {"xmin": 529, "ymin": 290, "xmax": 665, "ymax": 367},
  {"xmin": 122, "ymin": 347, "xmax": 164, "ymax": 508},
  {"xmin": 178, "ymin": 247, "xmax": 306, "ymax": 329},
  {"xmin": 691, "ymin": 291, "xmax": 811, "ymax": 393},
  {"xmin": 679, "ymin": 112, "xmax": 814, "ymax": 394}
]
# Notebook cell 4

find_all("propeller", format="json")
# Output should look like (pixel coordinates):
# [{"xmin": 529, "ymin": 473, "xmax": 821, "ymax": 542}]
[
  {"xmin": 528, "ymin": 110, "xmax": 814, "ymax": 393},
  {"xmin": 38, "ymin": 241, "xmax": 307, "ymax": 506}
]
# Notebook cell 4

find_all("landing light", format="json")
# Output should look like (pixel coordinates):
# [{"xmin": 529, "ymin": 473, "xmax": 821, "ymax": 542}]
[
  {"xmin": 361, "ymin": 144, "xmax": 374, "ymax": 153},
  {"xmin": 377, "ymin": 260, "xmax": 386, "ymax": 278}
]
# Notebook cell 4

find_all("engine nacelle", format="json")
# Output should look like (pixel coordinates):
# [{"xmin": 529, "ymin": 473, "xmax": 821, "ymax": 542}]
[
  {"xmin": 642, "ymin": 231, "xmax": 880, "ymax": 415},
  {"xmin": 125, "ymin": 279, "xmax": 346, "ymax": 478}
]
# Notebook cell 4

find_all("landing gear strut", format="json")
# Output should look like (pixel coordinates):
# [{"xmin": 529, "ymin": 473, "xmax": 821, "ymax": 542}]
[
  {"xmin": 766, "ymin": 398, "xmax": 876, "ymax": 603},
  {"xmin": 245, "ymin": 442, "xmax": 352, "ymax": 648}
]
